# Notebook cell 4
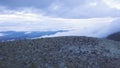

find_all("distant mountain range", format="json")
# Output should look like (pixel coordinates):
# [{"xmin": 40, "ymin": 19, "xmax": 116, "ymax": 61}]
[
  {"xmin": 0, "ymin": 30, "xmax": 66, "ymax": 42},
  {"xmin": 0, "ymin": 36, "xmax": 120, "ymax": 68}
]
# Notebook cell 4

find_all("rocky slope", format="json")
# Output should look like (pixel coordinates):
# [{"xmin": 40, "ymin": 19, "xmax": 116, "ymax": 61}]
[
  {"xmin": 107, "ymin": 32, "xmax": 120, "ymax": 41},
  {"xmin": 0, "ymin": 36, "xmax": 120, "ymax": 68}
]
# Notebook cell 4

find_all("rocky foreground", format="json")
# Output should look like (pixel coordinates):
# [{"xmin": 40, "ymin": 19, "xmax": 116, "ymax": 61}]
[{"xmin": 0, "ymin": 36, "xmax": 120, "ymax": 68}]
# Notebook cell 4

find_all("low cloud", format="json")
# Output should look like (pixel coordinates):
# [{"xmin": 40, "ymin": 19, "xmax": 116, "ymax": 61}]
[
  {"xmin": 0, "ymin": 10, "xmax": 120, "ymax": 38},
  {"xmin": 42, "ymin": 18, "xmax": 120, "ymax": 38}
]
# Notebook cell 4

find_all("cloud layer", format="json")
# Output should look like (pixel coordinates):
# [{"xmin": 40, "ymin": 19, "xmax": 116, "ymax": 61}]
[
  {"xmin": 0, "ymin": 0, "xmax": 120, "ymax": 38},
  {"xmin": 0, "ymin": 11, "xmax": 120, "ymax": 38}
]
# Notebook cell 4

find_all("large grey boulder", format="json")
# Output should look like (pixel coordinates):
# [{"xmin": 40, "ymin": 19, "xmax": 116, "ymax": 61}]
[{"xmin": 0, "ymin": 36, "xmax": 120, "ymax": 68}]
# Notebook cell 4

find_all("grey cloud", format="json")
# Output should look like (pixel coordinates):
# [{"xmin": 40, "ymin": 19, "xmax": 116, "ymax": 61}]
[
  {"xmin": 0, "ymin": 0, "xmax": 55, "ymax": 9},
  {"xmin": 45, "ymin": 0, "xmax": 120, "ymax": 18},
  {"xmin": 0, "ymin": 0, "xmax": 91, "ymax": 8},
  {"xmin": 0, "ymin": 0, "xmax": 120, "ymax": 18}
]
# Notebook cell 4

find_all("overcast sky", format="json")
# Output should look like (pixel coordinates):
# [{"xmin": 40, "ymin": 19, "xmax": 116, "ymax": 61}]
[
  {"xmin": 0, "ymin": 0, "xmax": 120, "ymax": 18},
  {"xmin": 0, "ymin": 0, "xmax": 120, "ymax": 38}
]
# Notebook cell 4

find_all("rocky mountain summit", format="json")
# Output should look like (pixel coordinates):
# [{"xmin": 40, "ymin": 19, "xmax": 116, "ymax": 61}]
[{"xmin": 0, "ymin": 36, "xmax": 120, "ymax": 68}]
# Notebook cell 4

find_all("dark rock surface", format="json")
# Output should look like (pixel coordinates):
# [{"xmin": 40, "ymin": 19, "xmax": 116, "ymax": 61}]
[
  {"xmin": 0, "ymin": 36, "xmax": 120, "ymax": 68},
  {"xmin": 107, "ymin": 32, "xmax": 120, "ymax": 41}
]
